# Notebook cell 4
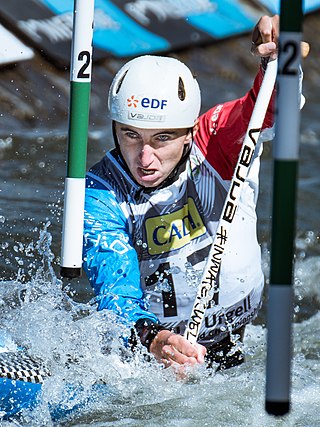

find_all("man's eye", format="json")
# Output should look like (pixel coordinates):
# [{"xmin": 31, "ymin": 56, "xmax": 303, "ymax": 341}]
[
  {"xmin": 157, "ymin": 135, "xmax": 170, "ymax": 142},
  {"xmin": 126, "ymin": 132, "xmax": 138, "ymax": 139}
]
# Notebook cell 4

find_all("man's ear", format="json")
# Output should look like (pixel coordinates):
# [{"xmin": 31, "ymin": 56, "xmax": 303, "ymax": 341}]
[
  {"xmin": 192, "ymin": 119, "xmax": 199, "ymax": 138},
  {"xmin": 185, "ymin": 120, "xmax": 199, "ymax": 144}
]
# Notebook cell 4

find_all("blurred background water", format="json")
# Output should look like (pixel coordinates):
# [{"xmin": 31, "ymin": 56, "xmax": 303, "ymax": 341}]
[{"xmin": 0, "ymin": 9, "xmax": 319, "ymax": 427}]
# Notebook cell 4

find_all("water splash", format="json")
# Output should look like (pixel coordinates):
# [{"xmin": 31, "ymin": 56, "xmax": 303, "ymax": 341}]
[
  {"xmin": 184, "ymin": 261, "xmax": 202, "ymax": 288},
  {"xmin": 0, "ymin": 226, "xmax": 185, "ymax": 425},
  {"xmin": 0, "ymin": 226, "xmax": 319, "ymax": 426}
]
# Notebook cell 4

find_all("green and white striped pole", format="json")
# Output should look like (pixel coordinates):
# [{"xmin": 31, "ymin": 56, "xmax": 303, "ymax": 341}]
[
  {"xmin": 60, "ymin": 0, "xmax": 94, "ymax": 278},
  {"xmin": 265, "ymin": 0, "xmax": 303, "ymax": 416}
]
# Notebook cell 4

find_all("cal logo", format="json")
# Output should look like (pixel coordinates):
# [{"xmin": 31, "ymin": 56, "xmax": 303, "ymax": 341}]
[{"xmin": 145, "ymin": 198, "xmax": 206, "ymax": 255}]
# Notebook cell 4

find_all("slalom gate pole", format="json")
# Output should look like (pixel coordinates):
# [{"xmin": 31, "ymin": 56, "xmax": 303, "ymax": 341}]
[
  {"xmin": 184, "ymin": 59, "xmax": 278, "ymax": 344},
  {"xmin": 60, "ymin": 0, "xmax": 94, "ymax": 279},
  {"xmin": 265, "ymin": 0, "xmax": 303, "ymax": 416}
]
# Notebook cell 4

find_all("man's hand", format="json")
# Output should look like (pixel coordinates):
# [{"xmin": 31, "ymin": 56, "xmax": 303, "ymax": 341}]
[
  {"xmin": 149, "ymin": 330, "xmax": 206, "ymax": 369},
  {"xmin": 251, "ymin": 14, "xmax": 310, "ymax": 60},
  {"xmin": 251, "ymin": 15, "xmax": 279, "ymax": 59}
]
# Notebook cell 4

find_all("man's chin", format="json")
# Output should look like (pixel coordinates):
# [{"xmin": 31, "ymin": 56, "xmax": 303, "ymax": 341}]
[
  {"xmin": 136, "ymin": 173, "xmax": 164, "ymax": 188},
  {"xmin": 138, "ymin": 180, "xmax": 161, "ymax": 188}
]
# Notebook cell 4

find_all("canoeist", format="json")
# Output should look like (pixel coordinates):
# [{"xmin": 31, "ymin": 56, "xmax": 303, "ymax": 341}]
[{"xmin": 82, "ymin": 15, "xmax": 303, "ymax": 371}]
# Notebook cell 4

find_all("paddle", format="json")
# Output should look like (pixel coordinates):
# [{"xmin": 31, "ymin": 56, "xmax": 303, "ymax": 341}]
[{"xmin": 184, "ymin": 58, "xmax": 278, "ymax": 344}]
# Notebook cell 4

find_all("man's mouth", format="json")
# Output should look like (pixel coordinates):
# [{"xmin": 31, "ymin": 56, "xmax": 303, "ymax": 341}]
[{"xmin": 141, "ymin": 168, "xmax": 155, "ymax": 175}]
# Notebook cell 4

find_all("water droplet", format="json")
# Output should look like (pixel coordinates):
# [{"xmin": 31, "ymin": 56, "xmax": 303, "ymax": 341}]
[{"xmin": 169, "ymin": 266, "xmax": 180, "ymax": 274}]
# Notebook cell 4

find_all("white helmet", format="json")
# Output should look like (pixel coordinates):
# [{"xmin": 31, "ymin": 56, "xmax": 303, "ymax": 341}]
[{"xmin": 108, "ymin": 55, "xmax": 201, "ymax": 129}]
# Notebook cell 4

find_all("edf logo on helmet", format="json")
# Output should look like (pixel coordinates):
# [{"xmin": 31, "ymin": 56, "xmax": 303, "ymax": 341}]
[{"xmin": 127, "ymin": 95, "xmax": 168, "ymax": 109}]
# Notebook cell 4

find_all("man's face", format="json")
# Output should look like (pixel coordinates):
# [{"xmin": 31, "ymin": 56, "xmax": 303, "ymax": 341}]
[{"xmin": 115, "ymin": 123, "xmax": 193, "ymax": 188}]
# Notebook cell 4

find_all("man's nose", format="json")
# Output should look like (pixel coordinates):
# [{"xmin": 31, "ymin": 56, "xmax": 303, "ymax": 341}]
[{"xmin": 139, "ymin": 143, "xmax": 154, "ymax": 166}]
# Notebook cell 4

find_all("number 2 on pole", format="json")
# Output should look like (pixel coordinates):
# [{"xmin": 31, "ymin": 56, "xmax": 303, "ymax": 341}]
[
  {"xmin": 279, "ymin": 40, "xmax": 299, "ymax": 76},
  {"xmin": 77, "ymin": 50, "xmax": 91, "ymax": 79}
]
